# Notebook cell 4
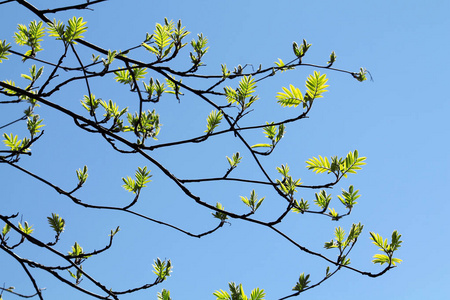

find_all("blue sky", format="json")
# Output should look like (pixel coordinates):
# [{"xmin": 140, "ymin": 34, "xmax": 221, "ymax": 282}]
[{"xmin": 1, "ymin": 0, "xmax": 449, "ymax": 299}]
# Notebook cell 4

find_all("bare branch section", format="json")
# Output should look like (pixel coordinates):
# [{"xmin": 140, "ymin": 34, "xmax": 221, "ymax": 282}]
[{"xmin": 0, "ymin": 1, "xmax": 399, "ymax": 299}]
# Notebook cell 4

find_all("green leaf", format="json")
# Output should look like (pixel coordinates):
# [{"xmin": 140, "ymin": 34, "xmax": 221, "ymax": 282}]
[
  {"xmin": 224, "ymin": 75, "xmax": 258, "ymax": 110},
  {"xmin": 274, "ymin": 58, "xmax": 294, "ymax": 72},
  {"xmin": 14, "ymin": 21, "xmax": 45, "ymax": 60},
  {"xmin": 328, "ymin": 208, "xmax": 339, "ymax": 220},
  {"xmin": 135, "ymin": 166, "xmax": 152, "ymax": 189},
  {"xmin": 123, "ymin": 109, "xmax": 160, "ymax": 141},
  {"xmin": 337, "ymin": 185, "xmax": 360, "ymax": 208},
  {"xmin": 122, "ymin": 167, "xmax": 151, "ymax": 194},
  {"xmin": 370, "ymin": 231, "xmax": 403, "ymax": 266},
  {"xmin": 353, "ymin": 67, "xmax": 368, "ymax": 82},
  {"xmin": 340, "ymin": 150, "xmax": 366, "ymax": 178},
  {"xmin": 76, "ymin": 165, "xmax": 88, "ymax": 185},
  {"xmin": 250, "ymin": 287, "xmax": 265, "ymax": 300},
  {"xmin": 212, "ymin": 202, "xmax": 228, "ymax": 221},
  {"xmin": 334, "ymin": 226, "xmax": 345, "ymax": 243},
  {"xmin": 3, "ymin": 133, "xmax": 23, "ymax": 151},
  {"xmin": 18, "ymin": 221, "xmax": 33, "ymax": 235},
  {"xmin": 226, "ymin": 152, "xmax": 242, "ymax": 168},
  {"xmin": 205, "ymin": 110, "xmax": 223, "ymax": 133},
  {"xmin": 122, "ymin": 176, "xmax": 136, "ymax": 193},
  {"xmin": 114, "ymin": 66, "xmax": 147, "ymax": 86},
  {"xmin": 314, "ymin": 190, "xmax": 331, "ymax": 209},
  {"xmin": 276, "ymin": 164, "xmax": 290, "ymax": 178},
  {"xmin": 213, "ymin": 289, "xmax": 231, "ymax": 300},
  {"xmin": 142, "ymin": 20, "xmax": 176, "ymax": 59},
  {"xmin": 47, "ymin": 213, "xmax": 65, "ymax": 234},
  {"xmin": 291, "ymin": 198, "xmax": 309, "ymax": 214},
  {"xmin": 80, "ymin": 94, "xmax": 99, "ymax": 116},
  {"xmin": 221, "ymin": 64, "xmax": 231, "ymax": 78},
  {"xmin": 0, "ymin": 40, "xmax": 11, "ymax": 62},
  {"xmin": 152, "ymin": 258, "xmax": 172, "ymax": 281},
  {"xmin": 327, "ymin": 51, "xmax": 337, "ymax": 65},
  {"xmin": 157, "ymin": 289, "xmax": 172, "ymax": 300},
  {"xmin": 240, "ymin": 190, "xmax": 265, "ymax": 212},
  {"xmin": 276, "ymin": 84, "xmax": 304, "ymax": 107},
  {"xmin": 68, "ymin": 242, "xmax": 84, "ymax": 257},
  {"xmin": 372, "ymin": 253, "xmax": 390, "ymax": 265},
  {"xmin": 65, "ymin": 17, "xmax": 87, "ymax": 44},
  {"xmin": 27, "ymin": 115, "xmax": 44, "ymax": 137},
  {"xmin": 2, "ymin": 223, "xmax": 11, "ymax": 236},
  {"xmin": 165, "ymin": 75, "xmax": 183, "ymax": 96},
  {"xmin": 292, "ymin": 273, "xmax": 310, "ymax": 292},
  {"xmin": 305, "ymin": 71, "xmax": 329, "ymax": 101},
  {"xmin": 47, "ymin": 19, "xmax": 66, "ymax": 41},
  {"xmin": 251, "ymin": 143, "xmax": 272, "ymax": 148},
  {"xmin": 306, "ymin": 155, "xmax": 332, "ymax": 174}
]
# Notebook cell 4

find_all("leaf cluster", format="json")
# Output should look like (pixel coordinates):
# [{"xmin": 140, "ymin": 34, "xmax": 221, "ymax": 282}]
[
  {"xmin": 47, "ymin": 213, "xmax": 65, "ymax": 235},
  {"xmin": 213, "ymin": 282, "xmax": 265, "ymax": 300},
  {"xmin": 14, "ymin": 21, "xmax": 45, "ymax": 60},
  {"xmin": 122, "ymin": 166, "xmax": 152, "ymax": 194},
  {"xmin": 226, "ymin": 152, "xmax": 242, "ymax": 169},
  {"xmin": 276, "ymin": 71, "xmax": 328, "ymax": 109},
  {"xmin": 276, "ymin": 164, "xmax": 302, "ymax": 197},
  {"xmin": 124, "ymin": 109, "xmax": 160, "ymax": 142},
  {"xmin": 224, "ymin": 75, "xmax": 259, "ymax": 111},
  {"xmin": 212, "ymin": 202, "xmax": 228, "ymax": 221},
  {"xmin": 292, "ymin": 39, "xmax": 311, "ymax": 59},
  {"xmin": 251, "ymin": 123, "xmax": 285, "ymax": 150},
  {"xmin": 142, "ymin": 19, "xmax": 189, "ymax": 60},
  {"xmin": 324, "ymin": 223, "xmax": 364, "ymax": 258},
  {"xmin": 153, "ymin": 258, "xmax": 172, "ymax": 282},
  {"xmin": 47, "ymin": 17, "xmax": 87, "ymax": 45},
  {"xmin": 114, "ymin": 66, "xmax": 148, "ymax": 87},
  {"xmin": 205, "ymin": 110, "xmax": 223, "ymax": 133},
  {"xmin": 2, "ymin": 133, "xmax": 30, "ymax": 152},
  {"xmin": 370, "ymin": 231, "xmax": 402, "ymax": 266},
  {"xmin": 274, "ymin": 58, "xmax": 295, "ymax": 72},
  {"xmin": 190, "ymin": 33, "xmax": 209, "ymax": 67},
  {"xmin": 157, "ymin": 289, "xmax": 172, "ymax": 300},
  {"xmin": 306, "ymin": 150, "xmax": 366, "ymax": 178},
  {"xmin": 0, "ymin": 40, "xmax": 11, "ymax": 62},
  {"xmin": 240, "ymin": 190, "xmax": 265, "ymax": 213},
  {"xmin": 292, "ymin": 273, "xmax": 310, "ymax": 292}
]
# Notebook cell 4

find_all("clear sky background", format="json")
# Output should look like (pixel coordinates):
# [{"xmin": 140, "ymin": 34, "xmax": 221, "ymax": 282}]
[{"xmin": 1, "ymin": 0, "xmax": 449, "ymax": 299}]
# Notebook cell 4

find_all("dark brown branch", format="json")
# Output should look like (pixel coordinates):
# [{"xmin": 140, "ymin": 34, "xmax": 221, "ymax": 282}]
[{"xmin": 40, "ymin": 0, "xmax": 107, "ymax": 14}]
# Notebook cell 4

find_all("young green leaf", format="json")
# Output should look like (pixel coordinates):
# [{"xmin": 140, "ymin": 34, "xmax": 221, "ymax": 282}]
[
  {"xmin": 276, "ymin": 84, "xmax": 304, "ymax": 107},
  {"xmin": 240, "ymin": 190, "xmax": 265, "ymax": 212},
  {"xmin": 212, "ymin": 202, "xmax": 228, "ymax": 221},
  {"xmin": 314, "ymin": 190, "xmax": 331, "ymax": 210},
  {"xmin": 340, "ymin": 150, "xmax": 366, "ymax": 178},
  {"xmin": 76, "ymin": 165, "xmax": 88, "ymax": 185},
  {"xmin": 274, "ymin": 58, "xmax": 294, "ymax": 72},
  {"xmin": 327, "ymin": 51, "xmax": 337, "ymax": 66},
  {"xmin": 291, "ymin": 198, "xmax": 309, "ymax": 214},
  {"xmin": 305, "ymin": 71, "xmax": 329, "ymax": 101},
  {"xmin": 337, "ymin": 185, "xmax": 360, "ymax": 208},
  {"xmin": 205, "ymin": 110, "xmax": 223, "ymax": 133},
  {"xmin": 292, "ymin": 273, "xmax": 310, "ymax": 292},
  {"xmin": 65, "ymin": 17, "xmax": 87, "ymax": 44},
  {"xmin": 306, "ymin": 155, "xmax": 331, "ymax": 174},
  {"xmin": 157, "ymin": 289, "xmax": 172, "ymax": 300},
  {"xmin": 0, "ymin": 40, "xmax": 11, "ymax": 62},
  {"xmin": 152, "ymin": 258, "xmax": 172, "ymax": 281},
  {"xmin": 226, "ymin": 152, "xmax": 242, "ymax": 168},
  {"xmin": 47, "ymin": 213, "xmax": 65, "ymax": 234},
  {"xmin": 2, "ymin": 223, "xmax": 11, "ymax": 237},
  {"xmin": 18, "ymin": 221, "xmax": 33, "ymax": 235}
]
